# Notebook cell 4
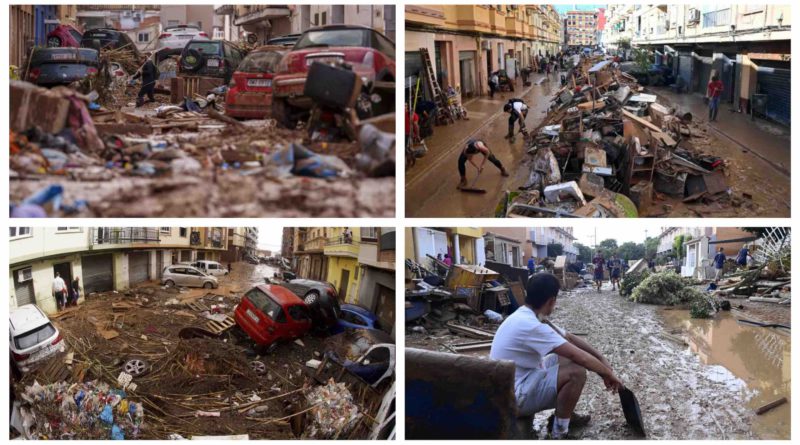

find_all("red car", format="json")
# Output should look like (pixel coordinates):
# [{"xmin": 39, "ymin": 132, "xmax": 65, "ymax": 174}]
[
  {"xmin": 46, "ymin": 24, "xmax": 82, "ymax": 48},
  {"xmin": 225, "ymin": 45, "xmax": 287, "ymax": 119},
  {"xmin": 234, "ymin": 284, "xmax": 312, "ymax": 348},
  {"xmin": 271, "ymin": 24, "xmax": 396, "ymax": 129}
]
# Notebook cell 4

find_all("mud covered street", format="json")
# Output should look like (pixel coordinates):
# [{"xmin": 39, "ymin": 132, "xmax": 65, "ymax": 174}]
[
  {"xmin": 545, "ymin": 284, "xmax": 790, "ymax": 440},
  {"xmin": 12, "ymin": 262, "xmax": 395, "ymax": 439},
  {"xmin": 406, "ymin": 283, "xmax": 790, "ymax": 439}
]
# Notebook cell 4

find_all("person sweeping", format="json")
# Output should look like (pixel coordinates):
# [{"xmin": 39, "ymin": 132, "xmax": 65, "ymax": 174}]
[
  {"xmin": 457, "ymin": 139, "xmax": 509, "ymax": 189},
  {"xmin": 131, "ymin": 52, "xmax": 159, "ymax": 108}
]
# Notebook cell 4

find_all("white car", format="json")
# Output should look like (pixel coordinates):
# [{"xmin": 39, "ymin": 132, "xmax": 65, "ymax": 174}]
[
  {"xmin": 156, "ymin": 25, "xmax": 209, "ymax": 54},
  {"xmin": 10, "ymin": 304, "xmax": 66, "ymax": 372},
  {"xmin": 192, "ymin": 260, "xmax": 229, "ymax": 277}
]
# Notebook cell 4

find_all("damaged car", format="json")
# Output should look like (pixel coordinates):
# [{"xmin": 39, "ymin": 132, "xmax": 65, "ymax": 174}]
[
  {"xmin": 282, "ymin": 278, "xmax": 341, "ymax": 329},
  {"xmin": 225, "ymin": 45, "xmax": 287, "ymax": 119},
  {"xmin": 161, "ymin": 265, "xmax": 219, "ymax": 289},
  {"xmin": 26, "ymin": 48, "xmax": 100, "ymax": 87},
  {"xmin": 234, "ymin": 284, "xmax": 312, "ymax": 350},
  {"xmin": 10, "ymin": 304, "xmax": 66, "ymax": 372},
  {"xmin": 271, "ymin": 24, "xmax": 396, "ymax": 129}
]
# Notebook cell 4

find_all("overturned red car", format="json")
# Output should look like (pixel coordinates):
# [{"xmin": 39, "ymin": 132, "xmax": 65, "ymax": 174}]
[
  {"xmin": 225, "ymin": 45, "xmax": 287, "ymax": 119},
  {"xmin": 233, "ymin": 284, "xmax": 312, "ymax": 349}
]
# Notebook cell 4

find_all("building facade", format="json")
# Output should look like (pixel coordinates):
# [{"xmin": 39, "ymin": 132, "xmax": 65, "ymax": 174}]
[
  {"xmin": 610, "ymin": 4, "xmax": 791, "ymax": 125},
  {"xmin": 405, "ymin": 227, "xmax": 485, "ymax": 270},
  {"xmin": 565, "ymin": 10, "xmax": 598, "ymax": 47},
  {"xmin": 9, "ymin": 227, "xmax": 227, "ymax": 314},
  {"xmin": 221, "ymin": 227, "xmax": 248, "ymax": 263},
  {"xmin": 405, "ymin": 5, "xmax": 561, "ymax": 101}
]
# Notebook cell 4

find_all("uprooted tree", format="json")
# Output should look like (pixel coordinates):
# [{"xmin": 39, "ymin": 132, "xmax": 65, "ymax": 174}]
[{"xmin": 629, "ymin": 271, "xmax": 709, "ymax": 313}]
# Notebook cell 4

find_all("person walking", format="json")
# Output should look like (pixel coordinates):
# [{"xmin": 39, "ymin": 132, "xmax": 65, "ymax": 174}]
[
  {"xmin": 52, "ymin": 272, "xmax": 67, "ymax": 311},
  {"xmin": 706, "ymin": 75, "xmax": 724, "ymax": 122},
  {"xmin": 69, "ymin": 276, "xmax": 81, "ymax": 307},
  {"xmin": 489, "ymin": 71, "xmax": 500, "ymax": 98},
  {"xmin": 527, "ymin": 256, "xmax": 536, "ymax": 276},
  {"xmin": 592, "ymin": 253, "xmax": 605, "ymax": 292},
  {"xmin": 132, "ymin": 52, "xmax": 159, "ymax": 108},
  {"xmin": 736, "ymin": 244, "xmax": 753, "ymax": 268},
  {"xmin": 713, "ymin": 247, "xmax": 726, "ymax": 283},
  {"xmin": 503, "ymin": 98, "xmax": 529, "ymax": 142}
]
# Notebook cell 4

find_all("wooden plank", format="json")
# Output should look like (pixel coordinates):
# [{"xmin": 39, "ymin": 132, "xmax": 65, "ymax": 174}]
[{"xmin": 622, "ymin": 109, "xmax": 663, "ymax": 133}]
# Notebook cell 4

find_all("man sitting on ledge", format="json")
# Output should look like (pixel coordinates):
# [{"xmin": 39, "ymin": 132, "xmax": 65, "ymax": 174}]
[{"xmin": 490, "ymin": 273, "xmax": 624, "ymax": 439}]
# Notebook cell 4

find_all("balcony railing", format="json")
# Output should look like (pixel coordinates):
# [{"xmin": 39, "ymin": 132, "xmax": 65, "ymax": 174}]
[{"xmin": 92, "ymin": 228, "xmax": 160, "ymax": 245}]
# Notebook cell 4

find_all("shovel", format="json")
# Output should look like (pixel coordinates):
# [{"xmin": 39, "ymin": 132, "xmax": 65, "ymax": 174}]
[
  {"xmin": 619, "ymin": 386, "xmax": 646, "ymax": 437},
  {"xmin": 459, "ymin": 169, "xmax": 486, "ymax": 194}
]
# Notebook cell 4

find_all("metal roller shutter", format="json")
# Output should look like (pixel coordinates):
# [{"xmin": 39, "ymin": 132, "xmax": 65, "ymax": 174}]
[
  {"xmin": 13, "ymin": 268, "xmax": 35, "ymax": 306},
  {"xmin": 82, "ymin": 254, "xmax": 114, "ymax": 294},
  {"xmin": 678, "ymin": 55, "xmax": 693, "ymax": 89},
  {"xmin": 756, "ymin": 67, "xmax": 790, "ymax": 125},
  {"xmin": 128, "ymin": 252, "xmax": 150, "ymax": 285},
  {"xmin": 694, "ymin": 57, "xmax": 713, "ymax": 95}
]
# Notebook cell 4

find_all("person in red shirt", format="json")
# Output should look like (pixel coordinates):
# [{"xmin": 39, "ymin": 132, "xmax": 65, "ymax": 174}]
[
  {"xmin": 405, "ymin": 102, "xmax": 420, "ymax": 143},
  {"xmin": 707, "ymin": 75, "xmax": 724, "ymax": 122}
]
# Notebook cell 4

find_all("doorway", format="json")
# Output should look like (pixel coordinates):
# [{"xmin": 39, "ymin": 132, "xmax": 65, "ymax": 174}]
[
  {"xmin": 53, "ymin": 262, "xmax": 73, "ymax": 288},
  {"xmin": 340, "ymin": 269, "xmax": 350, "ymax": 302}
]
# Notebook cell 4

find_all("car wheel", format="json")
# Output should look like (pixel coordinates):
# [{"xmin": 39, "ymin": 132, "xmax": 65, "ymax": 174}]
[
  {"xmin": 304, "ymin": 290, "xmax": 319, "ymax": 306},
  {"xmin": 164, "ymin": 280, "xmax": 175, "ymax": 287},
  {"xmin": 123, "ymin": 359, "xmax": 148, "ymax": 376},
  {"xmin": 272, "ymin": 98, "xmax": 298, "ymax": 129},
  {"xmin": 203, "ymin": 282, "xmax": 214, "ymax": 289},
  {"xmin": 47, "ymin": 36, "xmax": 62, "ymax": 48}
]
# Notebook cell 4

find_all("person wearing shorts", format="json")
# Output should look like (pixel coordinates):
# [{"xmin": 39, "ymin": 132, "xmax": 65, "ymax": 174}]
[
  {"xmin": 490, "ymin": 273, "xmax": 623, "ymax": 439},
  {"xmin": 592, "ymin": 253, "xmax": 605, "ymax": 292}
]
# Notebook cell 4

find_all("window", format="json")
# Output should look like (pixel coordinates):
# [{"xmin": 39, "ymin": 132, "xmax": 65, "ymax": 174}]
[
  {"xmin": 246, "ymin": 288, "xmax": 286, "ymax": 322},
  {"xmin": 179, "ymin": 228, "xmax": 188, "ymax": 237},
  {"xmin": 138, "ymin": 32, "xmax": 150, "ymax": 42},
  {"xmin": 56, "ymin": 227, "xmax": 80, "ymax": 233},
  {"xmin": 360, "ymin": 227, "xmax": 378, "ymax": 241},
  {"xmin": 321, "ymin": 12, "xmax": 327, "ymax": 25},
  {"xmin": 287, "ymin": 305, "xmax": 311, "ymax": 322},
  {"xmin": 16, "ymin": 267, "xmax": 33, "ymax": 282},
  {"xmin": 14, "ymin": 323, "xmax": 57, "ymax": 349},
  {"xmin": 160, "ymin": 227, "xmax": 171, "ymax": 234},
  {"xmin": 10, "ymin": 227, "xmax": 32, "ymax": 239}
]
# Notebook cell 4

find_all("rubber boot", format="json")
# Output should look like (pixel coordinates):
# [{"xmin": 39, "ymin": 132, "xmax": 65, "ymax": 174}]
[
  {"xmin": 458, "ymin": 176, "xmax": 467, "ymax": 188},
  {"xmin": 504, "ymin": 124, "xmax": 514, "ymax": 139},
  {"xmin": 500, "ymin": 167, "xmax": 510, "ymax": 177}
]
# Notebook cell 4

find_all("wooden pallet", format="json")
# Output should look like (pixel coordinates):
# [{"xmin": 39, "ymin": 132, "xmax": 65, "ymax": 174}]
[
  {"xmin": 187, "ymin": 301, "xmax": 210, "ymax": 312},
  {"xmin": 206, "ymin": 315, "xmax": 235, "ymax": 334}
]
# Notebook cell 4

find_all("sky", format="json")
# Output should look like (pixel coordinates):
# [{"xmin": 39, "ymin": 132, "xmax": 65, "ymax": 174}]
[
  {"xmin": 572, "ymin": 225, "xmax": 656, "ymax": 247},
  {"xmin": 553, "ymin": 4, "xmax": 606, "ymax": 14},
  {"xmin": 257, "ymin": 226, "xmax": 282, "ymax": 253}
]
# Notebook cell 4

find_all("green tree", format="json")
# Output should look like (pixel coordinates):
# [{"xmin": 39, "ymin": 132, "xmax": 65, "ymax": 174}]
[
  {"xmin": 617, "ymin": 241, "xmax": 645, "ymax": 261},
  {"xmin": 644, "ymin": 236, "xmax": 659, "ymax": 259},
  {"xmin": 547, "ymin": 242, "xmax": 564, "ymax": 257},
  {"xmin": 575, "ymin": 242, "xmax": 593, "ymax": 263},
  {"xmin": 632, "ymin": 48, "xmax": 652, "ymax": 72},
  {"xmin": 597, "ymin": 239, "xmax": 619, "ymax": 258},
  {"xmin": 617, "ymin": 37, "xmax": 631, "ymax": 50}
]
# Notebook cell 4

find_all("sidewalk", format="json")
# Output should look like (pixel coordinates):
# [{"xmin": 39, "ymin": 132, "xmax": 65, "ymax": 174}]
[{"xmin": 652, "ymin": 87, "xmax": 790, "ymax": 176}]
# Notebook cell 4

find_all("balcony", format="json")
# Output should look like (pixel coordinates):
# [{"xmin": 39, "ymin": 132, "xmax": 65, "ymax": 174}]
[
  {"xmin": 505, "ymin": 16, "xmax": 524, "ymax": 37},
  {"xmin": 304, "ymin": 236, "xmax": 326, "ymax": 252},
  {"xmin": 324, "ymin": 236, "xmax": 360, "ymax": 258},
  {"xmin": 234, "ymin": 5, "xmax": 290, "ymax": 26},
  {"xmin": 91, "ymin": 228, "xmax": 160, "ymax": 245},
  {"xmin": 489, "ymin": 7, "xmax": 505, "ymax": 35}
]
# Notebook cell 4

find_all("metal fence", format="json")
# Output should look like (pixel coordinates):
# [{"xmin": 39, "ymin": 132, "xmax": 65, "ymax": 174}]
[{"xmin": 92, "ymin": 228, "xmax": 160, "ymax": 245}]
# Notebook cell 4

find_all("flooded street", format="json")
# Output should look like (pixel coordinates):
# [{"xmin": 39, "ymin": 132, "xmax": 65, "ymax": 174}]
[
  {"xmin": 660, "ymin": 310, "xmax": 791, "ymax": 439},
  {"xmin": 543, "ymin": 284, "xmax": 790, "ymax": 439}
]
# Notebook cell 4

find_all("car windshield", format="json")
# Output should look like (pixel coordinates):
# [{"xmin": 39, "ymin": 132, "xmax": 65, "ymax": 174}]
[
  {"xmin": 237, "ymin": 51, "xmax": 283, "ymax": 73},
  {"xmin": 14, "ymin": 323, "xmax": 56, "ymax": 350},
  {"xmin": 245, "ymin": 288, "xmax": 285, "ymax": 322},
  {"xmin": 186, "ymin": 42, "xmax": 221, "ymax": 54},
  {"xmin": 32, "ymin": 48, "xmax": 98, "ymax": 64},
  {"xmin": 294, "ymin": 29, "xmax": 369, "ymax": 50}
]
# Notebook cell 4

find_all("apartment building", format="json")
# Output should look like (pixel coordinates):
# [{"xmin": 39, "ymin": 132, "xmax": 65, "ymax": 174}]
[
  {"xmin": 484, "ymin": 227, "xmax": 577, "ymax": 264},
  {"xmin": 405, "ymin": 227, "xmax": 485, "ymax": 270},
  {"xmin": 222, "ymin": 227, "xmax": 248, "ymax": 263},
  {"xmin": 405, "ymin": 5, "xmax": 561, "ymax": 100},
  {"xmin": 9, "ymin": 227, "xmax": 227, "ymax": 314},
  {"xmin": 611, "ymin": 5, "xmax": 791, "ymax": 125},
  {"xmin": 565, "ymin": 10, "xmax": 597, "ymax": 47}
]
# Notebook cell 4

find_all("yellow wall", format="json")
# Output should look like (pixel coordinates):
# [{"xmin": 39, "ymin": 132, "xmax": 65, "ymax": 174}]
[
  {"xmin": 326, "ymin": 256, "xmax": 361, "ymax": 304},
  {"xmin": 405, "ymin": 228, "xmax": 415, "ymax": 263}
]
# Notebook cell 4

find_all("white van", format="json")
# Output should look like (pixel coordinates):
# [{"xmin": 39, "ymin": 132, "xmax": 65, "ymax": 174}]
[{"xmin": 192, "ymin": 260, "xmax": 229, "ymax": 277}]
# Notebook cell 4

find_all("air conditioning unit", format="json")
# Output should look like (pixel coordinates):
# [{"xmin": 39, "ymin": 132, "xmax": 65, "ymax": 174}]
[
  {"xmin": 688, "ymin": 9, "xmax": 700, "ymax": 23},
  {"xmin": 17, "ymin": 268, "xmax": 32, "ymax": 282},
  {"xmin": 481, "ymin": 40, "xmax": 490, "ymax": 50}
]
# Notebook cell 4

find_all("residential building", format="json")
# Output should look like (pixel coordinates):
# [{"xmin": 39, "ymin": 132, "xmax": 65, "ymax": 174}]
[
  {"xmin": 9, "ymin": 227, "xmax": 228, "ymax": 314},
  {"xmin": 483, "ymin": 231, "xmax": 523, "ymax": 267},
  {"xmin": 483, "ymin": 227, "xmax": 577, "ymax": 264},
  {"xmin": 355, "ymin": 227, "xmax": 396, "ymax": 338},
  {"xmin": 656, "ymin": 227, "xmax": 709, "ymax": 257},
  {"xmin": 160, "ymin": 5, "xmax": 216, "ymax": 36},
  {"xmin": 324, "ymin": 227, "xmax": 363, "ymax": 303},
  {"xmin": 10, "ymin": 5, "xmax": 79, "ymax": 67},
  {"xmin": 614, "ymin": 5, "xmax": 790, "ymax": 125},
  {"xmin": 681, "ymin": 228, "xmax": 756, "ymax": 279},
  {"xmin": 230, "ymin": 5, "xmax": 292, "ymax": 44},
  {"xmin": 405, "ymin": 5, "xmax": 561, "ymax": 101},
  {"xmin": 406, "ymin": 227, "xmax": 485, "ymax": 271},
  {"xmin": 603, "ymin": 4, "xmax": 635, "ymax": 53},
  {"xmin": 294, "ymin": 227, "xmax": 328, "ymax": 281},
  {"xmin": 565, "ymin": 10, "xmax": 598, "ymax": 47},
  {"xmin": 281, "ymin": 227, "xmax": 295, "ymax": 261},
  {"xmin": 288, "ymin": 5, "xmax": 395, "ymax": 39},
  {"xmin": 245, "ymin": 227, "xmax": 259, "ymax": 258},
  {"xmin": 221, "ymin": 227, "xmax": 248, "ymax": 263}
]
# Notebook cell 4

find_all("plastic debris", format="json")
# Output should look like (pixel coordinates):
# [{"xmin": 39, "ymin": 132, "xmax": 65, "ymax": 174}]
[{"xmin": 305, "ymin": 378, "xmax": 362, "ymax": 438}]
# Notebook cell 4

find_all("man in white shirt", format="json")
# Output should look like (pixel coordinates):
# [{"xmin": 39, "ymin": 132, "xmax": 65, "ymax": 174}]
[
  {"xmin": 52, "ymin": 272, "xmax": 68, "ymax": 311},
  {"xmin": 490, "ymin": 273, "xmax": 623, "ymax": 439},
  {"xmin": 503, "ymin": 98, "xmax": 529, "ymax": 142}
]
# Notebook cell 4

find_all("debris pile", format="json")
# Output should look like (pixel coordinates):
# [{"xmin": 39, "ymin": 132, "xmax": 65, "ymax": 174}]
[
  {"xmin": 305, "ymin": 379, "xmax": 361, "ymax": 439},
  {"xmin": 628, "ymin": 271, "xmax": 704, "ymax": 306},
  {"xmin": 499, "ymin": 54, "xmax": 736, "ymax": 218},
  {"xmin": 16, "ymin": 380, "xmax": 144, "ymax": 440},
  {"xmin": 10, "ymin": 79, "xmax": 395, "ymax": 217}
]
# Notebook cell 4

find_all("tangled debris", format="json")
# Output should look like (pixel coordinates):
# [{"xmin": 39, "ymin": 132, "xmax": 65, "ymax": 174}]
[
  {"xmin": 305, "ymin": 379, "xmax": 361, "ymax": 439},
  {"xmin": 629, "ymin": 271, "xmax": 704, "ymax": 306},
  {"xmin": 499, "ymin": 54, "xmax": 741, "ymax": 218}
]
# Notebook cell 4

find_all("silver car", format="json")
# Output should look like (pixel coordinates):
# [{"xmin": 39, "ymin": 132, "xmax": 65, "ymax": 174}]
[{"xmin": 161, "ymin": 265, "xmax": 218, "ymax": 289}]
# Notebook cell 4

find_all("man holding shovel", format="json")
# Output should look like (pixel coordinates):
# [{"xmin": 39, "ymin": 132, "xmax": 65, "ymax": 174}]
[
  {"xmin": 491, "ymin": 273, "xmax": 623, "ymax": 439},
  {"xmin": 457, "ymin": 139, "xmax": 509, "ymax": 190},
  {"xmin": 131, "ymin": 52, "xmax": 159, "ymax": 108}
]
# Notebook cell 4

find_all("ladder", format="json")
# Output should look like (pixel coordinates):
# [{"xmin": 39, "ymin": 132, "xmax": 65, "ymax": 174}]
[{"xmin": 419, "ymin": 47, "xmax": 455, "ymax": 125}]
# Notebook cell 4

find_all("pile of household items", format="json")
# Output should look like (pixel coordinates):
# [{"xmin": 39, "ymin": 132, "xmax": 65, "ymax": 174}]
[{"xmin": 499, "ymin": 55, "xmax": 729, "ymax": 218}]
